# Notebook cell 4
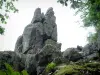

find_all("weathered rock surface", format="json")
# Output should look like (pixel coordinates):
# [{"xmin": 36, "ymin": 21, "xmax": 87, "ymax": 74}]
[
  {"xmin": 36, "ymin": 39, "xmax": 61, "ymax": 75},
  {"xmin": 22, "ymin": 22, "xmax": 43, "ymax": 54},
  {"xmin": 82, "ymin": 42, "xmax": 98, "ymax": 56},
  {"xmin": 31, "ymin": 8, "xmax": 43, "ymax": 23},
  {"xmin": 81, "ymin": 42, "xmax": 98, "ymax": 60},
  {"xmin": 15, "ymin": 35, "xmax": 23, "ymax": 53},
  {"xmin": 25, "ymin": 54, "xmax": 37, "ymax": 75},
  {"xmin": 0, "ymin": 7, "xmax": 61, "ymax": 75},
  {"xmin": 15, "ymin": 7, "xmax": 57, "ymax": 54},
  {"xmin": 63, "ymin": 48, "xmax": 83, "ymax": 61},
  {"xmin": 63, "ymin": 42, "xmax": 99, "ymax": 62},
  {"xmin": 0, "ymin": 51, "xmax": 23, "ymax": 71}
]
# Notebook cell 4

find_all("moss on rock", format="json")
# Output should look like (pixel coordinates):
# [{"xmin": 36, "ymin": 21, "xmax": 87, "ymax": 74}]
[{"xmin": 54, "ymin": 62, "xmax": 100, "ymax": 75}]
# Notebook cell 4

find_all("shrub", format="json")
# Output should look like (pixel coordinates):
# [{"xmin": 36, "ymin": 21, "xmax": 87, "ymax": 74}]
[
  {"xmin": 54, "ymin": 64, "xmax": 83, "ymax": 75},
  {"xmin": 46, "ymin": 62, "xmax": 56, "ymax": 73},
  {"xmin": 0, "ymin": 63, "xmax": 28, "ymax": 75},
  {"xmin": 54, "ymin": 62, "xmax": 100, "ymax": 75}
]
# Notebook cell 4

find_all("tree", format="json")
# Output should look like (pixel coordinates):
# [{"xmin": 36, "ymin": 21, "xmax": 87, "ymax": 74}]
[
  {"xmin": 57, "ymin": 0, "xmax": 100, "ymax": 43},
  {"xmin": 0, "ymin": 0, "xmax": 18, "ymax": 35}
]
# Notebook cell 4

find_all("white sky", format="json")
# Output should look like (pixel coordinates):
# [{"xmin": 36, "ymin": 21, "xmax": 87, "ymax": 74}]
[{"xmin": 0, "ymin": 0, "xmax": 95, "ymax": 51}]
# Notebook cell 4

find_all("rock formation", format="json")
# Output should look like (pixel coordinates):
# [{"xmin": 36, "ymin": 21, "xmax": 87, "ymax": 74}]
[
  {"xmin": 1, "ymin": 7, "xmax": 100, "ymax": 75},
  {"xmin": 0, "ymin": 7, "xmax": 62, "ymax": 75},
  {"xmin": 63, "ymin": 47, "xmax": 83, "ymax": 61},
  {"xmin": 15, "ymin": 7, "xmax": 58, "ymax": 54},
  {"xmin": 63, "ymin": 42, "xmax": 99, "ymax": 62},
  {"xmin": 14, "ymin": 7, "xmax": 61, "ymax": 75}
]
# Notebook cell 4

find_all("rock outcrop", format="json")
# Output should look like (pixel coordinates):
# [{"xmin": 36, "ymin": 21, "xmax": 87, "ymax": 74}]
[
  {"xmin": 0, "ymin": 51, "xmax": 23, "ymax": 71},
  {"xmin": 15, "ymin": 7, "xmax": 57, "ymax": 54},
  {"xmin": 14, "ymin": 7, "xmax": 61, "ymax": 75},
  {"xmin": 0, "ymin": 7, "xmax": 61, "ymax": 75},
  {"xmin": 82, "ymin": 42, "xmax": 98, "ymax": 59},
  {"xmin": 63, "ymin": 42, "xmax": 99, "ymax": 62},
  {"xmin": 63, "ymin": 47, "xmax": 83, "ymax": 61}
]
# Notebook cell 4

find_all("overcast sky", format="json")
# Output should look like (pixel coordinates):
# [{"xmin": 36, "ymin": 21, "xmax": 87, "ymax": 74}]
[{"xmin": 0, "ymin": 0, "xmax": 95, "ymax": 51}]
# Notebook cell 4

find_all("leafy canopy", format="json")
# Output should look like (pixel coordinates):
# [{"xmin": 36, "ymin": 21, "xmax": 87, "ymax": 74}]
[
  {"xmin": 0, "ymin": 0, "xmax": 18, "ymax": 35},
  {"xmin": 0, "ymin": 63, "xmax": 28, "ymax": 75}
]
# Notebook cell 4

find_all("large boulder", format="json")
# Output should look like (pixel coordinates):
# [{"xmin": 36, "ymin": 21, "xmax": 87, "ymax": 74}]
[
  {"xmin": 63, "ymin": 42, "xmax": 98, "ymax": 62},
  {"xmin": 15, "ymin": 7, "xmax": 58, "ymax": 54},
  {"xmin": 37, "ymin": 39, "xmax": 61, "ymax": 64},
  {"xmin": 79, "ymin": 42, "xmax": 98, "ymax": 60},
  {"xmin": 36, "ymin": 39, "xmax": 61, "ymax": 75},
  {"xmin": 0, "ymin": 51, "xmax": 16, "ymax": 64},
  {"xmin": 82, "ymin": 42, "xmax": 98, "ymax": 57},
  {"xmin": 0, "ymin": 51, "xmax": 23, "ymax": 71},
  {"xmin": 63, "ymin": 48, "xmax": 83, "ymax": 61}
]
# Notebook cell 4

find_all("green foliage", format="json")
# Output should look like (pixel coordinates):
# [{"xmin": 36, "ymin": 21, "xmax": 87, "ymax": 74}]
[
  {"xmin": 57, "ymin": 0, "xmax": 83, "ymax": 9},
  {"xmin": 83, "ymin": 62, "xmax": 100, "ymax": 71},
  {"xmin": 46, "ymin": 62, "xmax": 56, "ymax": 73},
  {"xmin": 0, "ymin": 70, "xmax": 6, "ymax": 75},
  {"xmin": 87, "ymin": 32, "xmax": 97, "ymax": 43},
  {"xmin": 0, "ymin": 0, "xmax": 18, "ymax": 34},
  {"xmin": 54, "ymin": 62, "xmax": 100, "ymax": 75},
  {"xmin": 0, "ymin": 26, "xmax": 4, "ymax": 34},
  {"xmin": 58, "ymin": 0, "xmax": 100, "ymax": 43},
  {"xmin": 0, "ymin": 63, "xmax": 28, "ymax": 75},
  {"xmin": 54, "ymin": 64, "xmax": 83, "ymax": 75},
  {"xmin": 21, "ymin": 70, "xmax": 29, "ymax": 75}
]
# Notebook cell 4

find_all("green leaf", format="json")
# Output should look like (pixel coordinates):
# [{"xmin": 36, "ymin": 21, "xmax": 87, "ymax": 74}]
[
  {"xmin": 46, "ymin": 62, "xmax": 56, "ymax": 72},
  {"xmin": 0, "ymin": 70, "xmax": 6, "ymax": 75},
  {"xmin": 0, "ymin": 26, "xmax": 5, "ymax": 35},
  {"xmin": 14, "ymin": 9, "xmax": 18, "ymax": 13},
  {"xmin": 12, "ymin": 71, "xmax": 21, "ymax": 75},
  {"xmin": 5, "ymin": 14, "xmax": 9, "ymax": 19},
  {"xmin": 21, "ymin": 70, "xmax": 28, "ymax": 75},
  {"xmin": 5, "ymin": 63, "xmax": 14, "ymax": 75}
]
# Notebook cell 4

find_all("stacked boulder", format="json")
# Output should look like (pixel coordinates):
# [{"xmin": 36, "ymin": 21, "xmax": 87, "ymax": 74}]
[
  {"xmin": 14, "ymin": 7, "xmax": 62, "ymax": 75},
  {"xmin": 63, "ymin": 42, "xmax": 99, "ymax": 62},
  {"xmin": 63, "ymin": 46, "xmax": 83, "ymax": 62}
]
